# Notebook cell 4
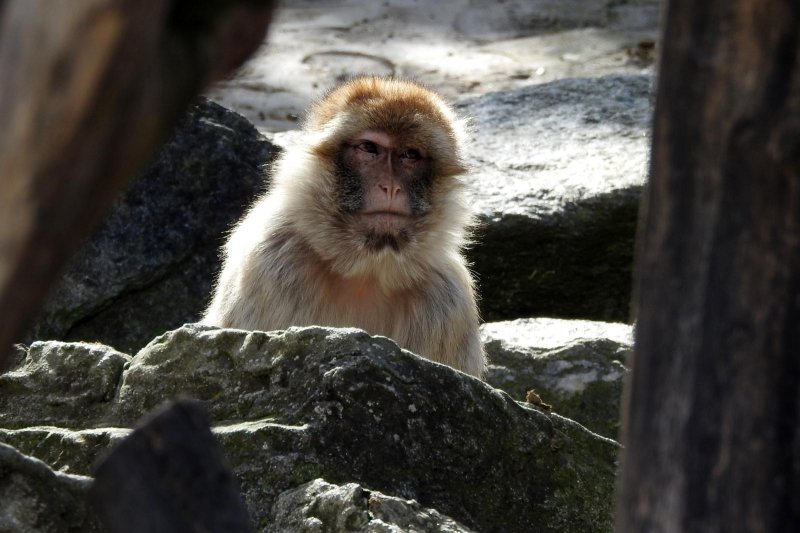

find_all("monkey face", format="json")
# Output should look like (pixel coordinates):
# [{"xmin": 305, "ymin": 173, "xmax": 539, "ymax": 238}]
[
  {"xmin": 288, "ymin": 77, "xmax": 473, "ymax": 284},
  {"xmin": 335, "ymin": 129, "xmax": 433, "ymax": 252}
]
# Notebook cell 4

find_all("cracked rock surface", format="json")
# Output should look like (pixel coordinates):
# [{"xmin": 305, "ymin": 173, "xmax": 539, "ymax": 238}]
[
  {"xmin": 0, "ymin": 443, "xmax": 100, "ymax": 533},
  {"xmin": 271, "ymin": 478, "xmax": 475, "ymax": 532}
]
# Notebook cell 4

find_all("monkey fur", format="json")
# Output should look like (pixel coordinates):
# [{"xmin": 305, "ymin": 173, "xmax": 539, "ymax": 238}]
[{"xmin": 202, "ymin": 77, "xmax": 485, "ymax": 377}]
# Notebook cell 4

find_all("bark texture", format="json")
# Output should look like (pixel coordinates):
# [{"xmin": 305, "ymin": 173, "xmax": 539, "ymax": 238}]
[
  {"xmin": 617, "ymin": 1, "xmax": 800, "ymax": 531},
  {"xmin": 0, "ymin": 0, "xmax": 273, "ymax": 369}
]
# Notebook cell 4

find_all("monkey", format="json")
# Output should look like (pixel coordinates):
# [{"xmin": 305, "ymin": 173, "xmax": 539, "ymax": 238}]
[{"xmin": 202, "ymin": 76, "xmax": 486, "ymax": 378}]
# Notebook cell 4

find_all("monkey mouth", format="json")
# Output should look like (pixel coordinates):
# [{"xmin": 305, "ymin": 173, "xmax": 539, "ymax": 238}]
[
  {"xmin": 359, "ymin": 211, "xmax": 411, "ymax": 233},
  {"xmin": 360, "ymin": 210, "xmax": 410, "ymax": 218},
  {"xmin": 359, "ymin": 212, "xmax": 412, "ymax": 251}
]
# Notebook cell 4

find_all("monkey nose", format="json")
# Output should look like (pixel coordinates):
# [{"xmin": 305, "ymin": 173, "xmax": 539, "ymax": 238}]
[{"xmin": 379, "ymin": 183, "xmax": 402, "ymax": 200}]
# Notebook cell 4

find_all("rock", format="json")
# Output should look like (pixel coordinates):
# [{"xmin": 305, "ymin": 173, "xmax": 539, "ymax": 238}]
[
  {"xmin": 0, "ymin": 325, "xmax": 619, "ymax": 532},
  {"xmin": 459, "ymin": 0, "xmax": 661, "ymax": 40},
  {"xmin": 460, "ymin": 74, "xmax": 652, "ymax": 322},
  {"xmin": 0, "ymin": 426, "xmax": 128, "ymax": 476},
  {"xmin": 0, "ymin": 443, "xmax": 101, "ymax": 533},
  {"xmin": 90, "ymin": 400, "xmax": 253, "ymax": 533},
  {"xmin": 483, "ymin": 318, "xmax": 632, "ymax": 439},
  {"xmin": 456, "ymin": 0, "xmax": 613, "ymax": 41},
  {"xmin": 119, "ymin": 325, "xmax": 619, "ymax": 532},
  {"xmin": 271, "ymin": 478, "xmax": 473, "ymax": 533},
  {"xmin": 26, "ymin": 98, "xmax": 279, "ymax": 354},
  {"xmin": 0, "ymin": 341, "xmax": 129, "ymax": 428}
]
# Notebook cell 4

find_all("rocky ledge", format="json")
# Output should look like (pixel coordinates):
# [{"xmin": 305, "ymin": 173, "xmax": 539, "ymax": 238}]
[{"xmin": 0, "ymin": 324, "xmax": 623, "ymax": 532}]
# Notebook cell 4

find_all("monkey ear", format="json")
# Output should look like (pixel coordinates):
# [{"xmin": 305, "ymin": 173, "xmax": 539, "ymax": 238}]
[
  {"xmin": 437, "ymin": 160, "xmax": 469, "ymax": 179},
  {"xmin": 304, "ymin": 112, "xmax": 356, "ymax": 159},
  {"xmin": 424, "ymin": 122, "xmax": 469, "ymax": 179}
]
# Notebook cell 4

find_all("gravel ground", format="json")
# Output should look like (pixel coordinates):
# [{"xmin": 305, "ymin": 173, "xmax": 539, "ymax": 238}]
[{"xmin": 208, "ymin": 0, "xmax": 662, "ymax": 132}]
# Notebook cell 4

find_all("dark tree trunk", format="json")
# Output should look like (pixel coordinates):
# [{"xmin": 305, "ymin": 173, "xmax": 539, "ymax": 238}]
[
  {"xmin": 617, "ymin": 1, "xmax": 800, "ymax": 532},
  {"xmin": 0, "ymin": 0, "xmax": 273, "ymax": 370}
]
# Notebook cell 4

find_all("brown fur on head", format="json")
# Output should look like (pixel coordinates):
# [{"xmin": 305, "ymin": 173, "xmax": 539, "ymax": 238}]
[
  {"xmin": 269, "ymin": 76, "xmax": 474, "ymax": 291},
  {"xmin": 307, "ymin": 77, "xmax": 468, "ymax": 179}
]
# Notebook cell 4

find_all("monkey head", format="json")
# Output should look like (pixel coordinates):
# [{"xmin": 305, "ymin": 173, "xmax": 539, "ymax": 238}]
[{"xmin": 271, "ymin": 77, "xmax": 473, "ymax": 289}]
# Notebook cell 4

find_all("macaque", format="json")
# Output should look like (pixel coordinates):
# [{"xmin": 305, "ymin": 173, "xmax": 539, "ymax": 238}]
[{"xmin": 202, "ymin": 77, "xmax": 485, "ymax": 377}]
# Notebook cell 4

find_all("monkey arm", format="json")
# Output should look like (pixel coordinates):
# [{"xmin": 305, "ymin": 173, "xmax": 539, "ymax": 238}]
[{"xmin": 401, "ymin": 264, "xmax": 486, "ymax": 378}]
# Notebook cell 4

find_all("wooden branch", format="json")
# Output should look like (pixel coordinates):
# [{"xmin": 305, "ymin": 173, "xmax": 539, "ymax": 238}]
[
  {"xmin": 0, "ymin": 0, "xmax": 273, "ymax": 369},
  {"xmin": 617, "ymin": 0, "xmax": 800, "ymax": 531}
]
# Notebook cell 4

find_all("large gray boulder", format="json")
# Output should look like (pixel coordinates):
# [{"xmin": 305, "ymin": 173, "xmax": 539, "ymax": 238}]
[
  {"xmin": 482, "ymin": 318, "xmax": 632, "ymax": 439},
  {"xmin": 26, "ymin": 98, "xmax": 278, "ymax": 354},
  {"xmin": 461, "ymin": 74, "xmax": 651, "ymax": 322},
  {"xmin": 0, "ymin": 325, "xmax": 619, "ymax": 532}
]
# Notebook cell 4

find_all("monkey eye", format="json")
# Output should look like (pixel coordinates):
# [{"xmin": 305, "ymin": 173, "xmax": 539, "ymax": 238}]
[
  {"xmin": 400, "ymin": 148, "xmax": 422, "ymax": 160},
  {"xmin": 356, "ymin": 141, "xmax": 379, "ymax": 154}
]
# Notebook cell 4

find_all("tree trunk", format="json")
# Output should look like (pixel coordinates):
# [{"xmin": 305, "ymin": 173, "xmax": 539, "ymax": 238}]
[
  {"xmin": 617, "ymin": 1, "xmax": 800, "ymax": 532},
  {"xmin": 0, "ymin": 0, "xmax": 273, "ymax": 370}
]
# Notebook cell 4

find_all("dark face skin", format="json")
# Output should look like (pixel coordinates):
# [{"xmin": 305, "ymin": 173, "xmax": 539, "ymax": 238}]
[{"xmin": 335, "ymin": 130, "xmax": 433, "ymax": 251}]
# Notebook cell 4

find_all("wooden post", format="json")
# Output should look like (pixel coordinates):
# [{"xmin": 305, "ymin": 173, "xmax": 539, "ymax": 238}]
[
  {"xmin": 0, "ymin": 0, "xmax": 273, "ymax": 370},
  {"xmin": 617, "ymin": 0, "xmax": 800, "ymax": 531}
]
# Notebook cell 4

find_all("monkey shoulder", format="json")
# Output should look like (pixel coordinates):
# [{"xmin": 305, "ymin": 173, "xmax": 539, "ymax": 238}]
[
  {"xmin": 407, "ymin": 263, "xmax": 480, "ymax": 339},
  {"xmin": 407, "ymin": 266, "xmax": 485, "ymax": 377}
]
